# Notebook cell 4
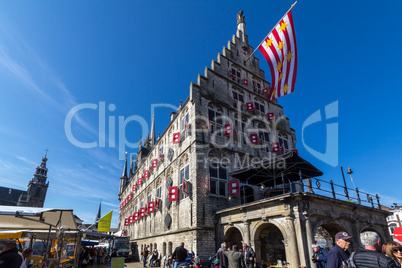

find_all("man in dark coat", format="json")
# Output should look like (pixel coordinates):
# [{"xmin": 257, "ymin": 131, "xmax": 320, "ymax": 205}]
[
  {"xmin": 212, "ymin": 242, "xmax": 228, "ymax": 268},
  {"xmin": 172, "ymin": 242, "xmax": 188, "ymax": 268},
  {"xmin": 242, "ymin": 243, "xmax": 255, "ymax": 268},
  {"xmin": 353, "ymin": 231, "xmax": 397, "ymax": 268},
  {"xmin": 0, "ymin": 242, "xmax": 23, "ymax": 268},
  {"xmin": 327, "ymin": 232, "xmax": 351, "ymax": 268},
  {"xmin": 224, "ymin": 245, "xmax": 245, "ymax": 268}
]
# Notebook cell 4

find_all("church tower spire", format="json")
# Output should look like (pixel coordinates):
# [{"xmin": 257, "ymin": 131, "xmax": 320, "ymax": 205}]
[{"xmin": 21, "ymin": 152, "xmax": 50, "ymax": 207}]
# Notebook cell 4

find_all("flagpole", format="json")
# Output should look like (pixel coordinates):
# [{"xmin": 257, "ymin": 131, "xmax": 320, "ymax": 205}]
[{"xmin": 246, "ymin": 1, "xmax": 297, "ymax": 63}]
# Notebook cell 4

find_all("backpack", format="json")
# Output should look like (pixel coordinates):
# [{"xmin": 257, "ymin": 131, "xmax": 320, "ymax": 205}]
[{"xmin": 340, "ymin": 252, "xmax": 356, "ymax": 268}]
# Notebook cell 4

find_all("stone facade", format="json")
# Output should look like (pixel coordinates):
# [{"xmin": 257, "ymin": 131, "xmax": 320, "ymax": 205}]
[
  {"xmin": 217, "ymin": 192, "xmax": 391, "ymax": 268},
  {"xmin": 117, "ymin": 13, "xmax": 297, "ymax": 261}
]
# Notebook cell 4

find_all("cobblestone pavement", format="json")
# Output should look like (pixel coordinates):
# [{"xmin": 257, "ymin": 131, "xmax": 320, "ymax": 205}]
[{"xmin": 87, "ymin": 260, "xmax": 142, "ymax": 268}]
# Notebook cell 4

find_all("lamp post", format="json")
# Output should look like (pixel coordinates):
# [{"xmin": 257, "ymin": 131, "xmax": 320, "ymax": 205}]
[
  {"xmin": 347, "ymin": 166, "xmax": 356, "ymax": 190},
  {"xmin": 340, "ymin": 166, "xmax": 349, "ymax": 199}
]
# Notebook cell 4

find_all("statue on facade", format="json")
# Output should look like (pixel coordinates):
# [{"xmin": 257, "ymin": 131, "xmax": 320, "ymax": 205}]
[{"xmin": 237, "ymin": 11, "xmax": 244, "ymax": 24}]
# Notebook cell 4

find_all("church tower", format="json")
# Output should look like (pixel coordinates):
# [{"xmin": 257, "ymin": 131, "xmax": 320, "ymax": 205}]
[{"xmin": 20, "ymin": 153, "xmax": 49, "ymax": 207}]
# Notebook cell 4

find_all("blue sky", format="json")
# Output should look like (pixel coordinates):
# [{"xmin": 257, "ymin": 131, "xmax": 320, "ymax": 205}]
[{"xmin": 0, "ymin": 0, "xmax": 401, "ymax": 228}]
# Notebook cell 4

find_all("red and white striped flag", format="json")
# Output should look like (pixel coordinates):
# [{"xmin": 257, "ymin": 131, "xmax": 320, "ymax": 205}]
[{"xmin": 258, "ymin": 10, "xmax": 297, "ymax": 101}]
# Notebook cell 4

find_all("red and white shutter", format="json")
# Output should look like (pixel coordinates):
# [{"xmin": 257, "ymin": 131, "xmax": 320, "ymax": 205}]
[
  {"xmin": 124, "ymin": 218, "xmax": 128, "ymax": 226},
  {"xmin": 169, "ymin": 186, "xmax": 178, "ymax": 201},
  {"xmin": 243, "ymin": 79, "xmax": 249, "ymax": 85},
  {"xmin": 267, "ymin": 113, "xmax": 274, "ymax": 121},
  {"xmin": 148, "ymin": 202, "xmax": 155, "ymax": 213},
  {"xmin": 144, "ymin": 170, "xmax": 149, "ymax": 178},
  {"xmin": 133, "ymin": 212, "xmax": 139, "ymax": 222},
  {"xmin": 250, "ymin": 134, "xmax": 259, "ymax": 145},
  {"xmin": 262, "ymin": 87, "xmax": 269, "ymax": 95},
  {"xmin": 224, "ymin": 124, "xmax": 232, "ymax": 136},
  {"xmin": 138, "ymin": 177, "xmax": 142, "ymax": 185},
  {"xmin": 173, "ymin": 132, "xmax": 180, "ymax": 144},
  {"xmin": 272, "ymin": 142, "xmax": 280, "ymax": 152},
  {"xmin": 129, "ymin": 216, "xmax": 134, "ymax": 224},
  {"xmin": 246, "ymin": 102, "xmax": 254, "ymax": 111},
  {"xmin": 152, "ymin": 159, "xmax": 158, "ymax": 168},
  {"xmin": 229, "ymin": 70, "xmax": 233, "ymax": 77},
  {"xmin": 229, "ymin": 180, "xmax": 240, "ymax": 197}
]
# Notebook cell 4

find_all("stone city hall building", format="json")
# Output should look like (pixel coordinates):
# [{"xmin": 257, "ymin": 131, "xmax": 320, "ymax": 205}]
[{"xmin": 117, "ymin": 12, "xmax": 391, "ymax": 268}]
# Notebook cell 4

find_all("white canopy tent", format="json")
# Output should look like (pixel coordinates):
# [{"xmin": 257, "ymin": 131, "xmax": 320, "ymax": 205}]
[{"xmin": 0, "ymin": 206, "xmax": 78, "ymax": 231}]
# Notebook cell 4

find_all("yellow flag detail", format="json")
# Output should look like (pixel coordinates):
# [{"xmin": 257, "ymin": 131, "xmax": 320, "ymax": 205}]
[{"xmin": 97, "ymin": 210, "xmax": 113, "ymax": 232}]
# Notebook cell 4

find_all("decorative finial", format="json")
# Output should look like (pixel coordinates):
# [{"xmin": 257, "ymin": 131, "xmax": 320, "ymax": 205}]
[{"xmin": 237, "ymin": 11, "xmax": 244, "ymax": 24}]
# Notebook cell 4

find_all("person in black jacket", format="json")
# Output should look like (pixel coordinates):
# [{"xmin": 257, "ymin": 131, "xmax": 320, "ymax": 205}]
[
  {"xmin": 353, "ymin": 231, "xmax": 397, "ymax": 268},
  {"xmin": 242, "ymin": 243, "xmax": 256, "ymax": 268},
  {"xmin": 172, "ymin": 242, "xmax": 188, "ymax": 268},
  {"xmin": 0, "ymin": 242, "xmax": 23, "ymax": 268}
]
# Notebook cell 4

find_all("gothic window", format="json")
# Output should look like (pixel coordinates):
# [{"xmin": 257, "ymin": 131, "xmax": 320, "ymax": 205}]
[
  {"xmin": 156, "ymin": 186, "xmax": 162, "ymax": 199},
  {"xmin": 147, "ymin": 194, "xmax": 152, "ymax": 203},
  {"xmin": 140, "ymin": 200, "xmax": 144, "ymax": 208},
  {"xmin": 252, "ymin": 79, "xmax": 262, "ymax": 94},
  {"xmin": 235, "ymin": 118, "xmax": 247, "ymax": 145},
  {"xmin": 179, "ymin": 165, "xmax": 190, "ymax": 199},
  {"xmin": 259, "ymin": 130, "xmax": 270, "ymax": 152},
  {"xmin": 181, "ymin": 113, "xmax": 189, "ymax": 140},
  {"xmin": 231, "ymin": 67, "xmax": 241, "ymax": 83},
  {"xmin": 279, "ymin": 133, "xmax": 289, "ymax": 151},
  {"xmin": 254, "ymin": 102, "xmax": 265, "ymax": 114},
  {"xmin": 209, "ymin": 161, "xmax": 228, "ymax": 197},
  {"xmin": 232, "ymin": 91, "xmax": 244, "ymax": 111},
  {"xmin": 208, "ymin": 109, "xmax": 223, "ymax": 136}
]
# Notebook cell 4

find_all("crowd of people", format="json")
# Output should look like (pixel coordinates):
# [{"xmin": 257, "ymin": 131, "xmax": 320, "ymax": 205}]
[
  {"xmin": 312, "ymin": 231, "xmax": 402, "ymax": 268},
  {"xmin": 78, "ymin": 245, "xmax": 110, "ymax": 267},
  {"xmin": 209, "ymin": 242, "xmax": 256, "ymax": 268}
]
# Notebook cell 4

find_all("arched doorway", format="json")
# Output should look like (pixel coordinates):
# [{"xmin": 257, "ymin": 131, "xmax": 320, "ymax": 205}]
[
  {"xmin": 313, "ymin": 223, "xmax": 345, "ymax": 250},
  {"xmin": 257, "ymin": 224, "xmax": 286, "ymax": 266},
  {"xmin": 163, "ymin": 242, "xmax": 167, "ymax": 257},
  {"xmin": 240, "ymin": 186, "xmax": 254, "ymax": 204},
  {"xmin": 224, "ymin": 227, "xmax": 243, "ymax": 249},
  {"xmin": 314, "ymin": 226, "xmax": 334, "ymax": 251}
]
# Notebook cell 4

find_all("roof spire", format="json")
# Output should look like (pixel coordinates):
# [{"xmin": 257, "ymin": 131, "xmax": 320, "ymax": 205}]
[
  {"xmin": 122, "ymin": 153, "xmax": 128, "ymax": 178},
  {"xmin": 236, "ymin": 11, "xmax": 247, "ymax": 43},
  {"xmin": 129, "ymin": 155, "xmax": 134, "ymax": 177},
  {"xmin": 150, "ymin": 114, "xmax": 156, "ymax": 146}
]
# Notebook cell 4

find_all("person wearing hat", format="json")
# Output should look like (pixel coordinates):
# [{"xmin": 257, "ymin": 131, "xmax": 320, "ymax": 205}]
[
  {"xmin": 326, "ymin": 231, "xmax": 352, "ymax": 268},
  {"xmin": 224, "ymin": 244, "xmax": 245, "ymax": 268}
]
